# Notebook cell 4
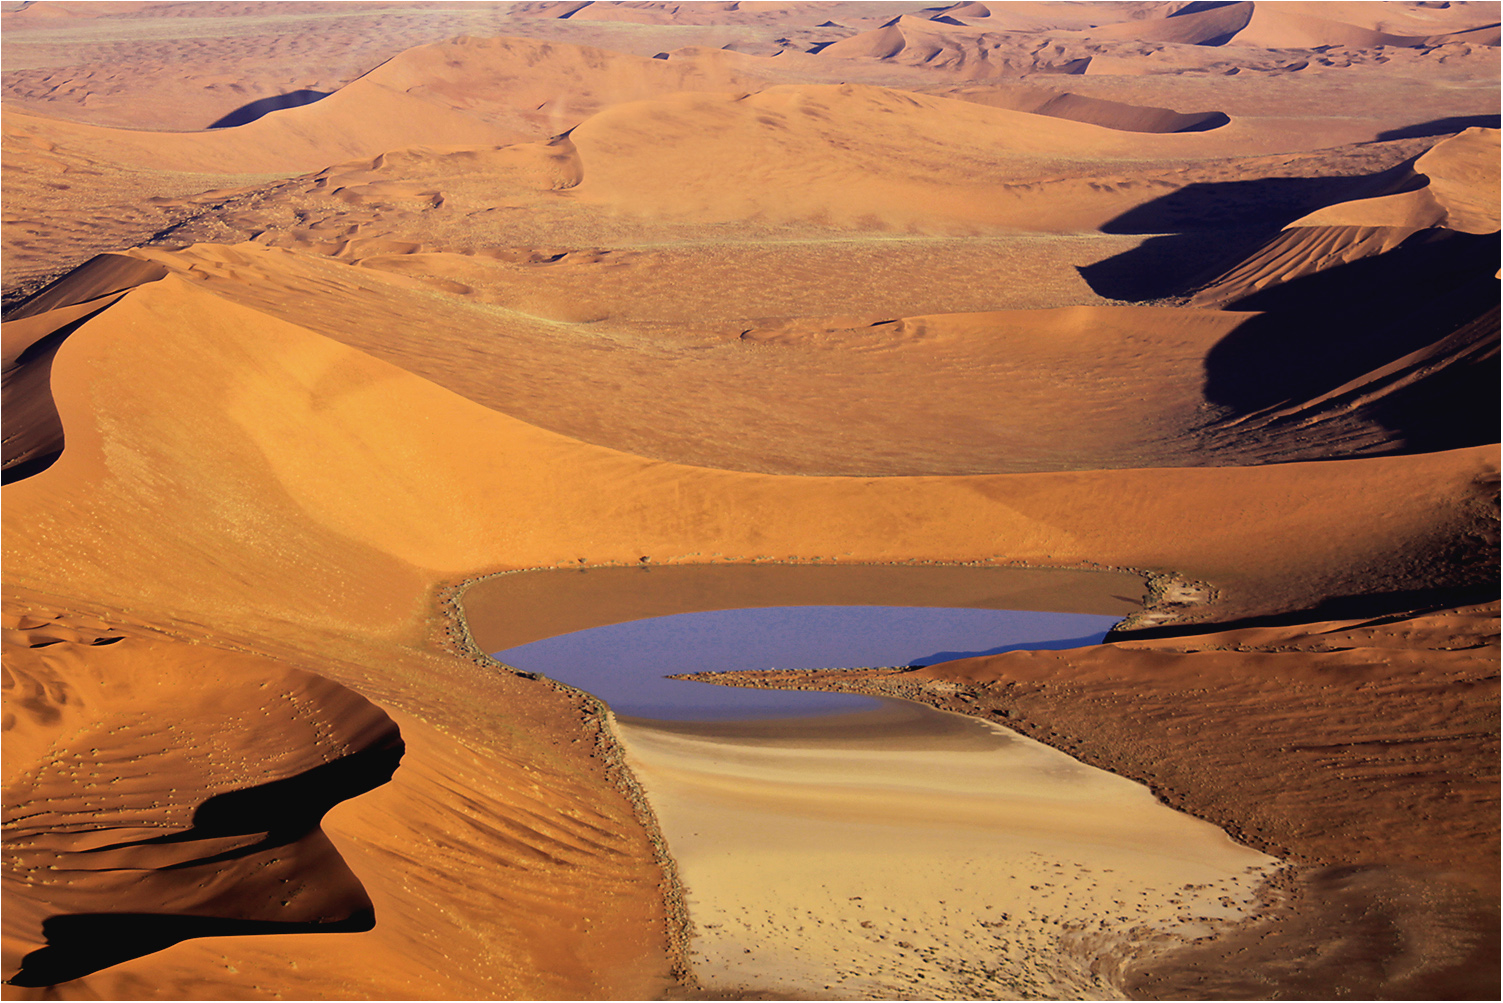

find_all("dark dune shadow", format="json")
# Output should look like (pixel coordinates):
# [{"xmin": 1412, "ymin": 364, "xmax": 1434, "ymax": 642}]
[
  {"xmin": 1080, "ymin": 176, "xmax": 1387, "ymax": 301},
  {"xmin": 8, "ymin": 910, "xmax": 376, "ymax": 988},
  {"xmin": 1100, "ymin": 175, "xmax": 1393, "ymax": 235},
  {"xmin": 1108, "ymin": 584, "xmax": 1501, "ymax": 643},
  {"xmin": 1172, "ymin": 1, "xmax": 1245, "ymax": 16},
  {"xmin": 1175, "ymin": 111, "xmax": 1232, "ymax": 132},
  {"xmin": 908, "ymin": 631, "xmax": 1109, "ymax": 666},
  {"xmin": 6, "ymin": 737, "xmax": 404, "ymax": 988},
  {"xmin": 1377, "ymin": 114, "xmax": 1502, "ymax": 142},
  {"xmin": 207, "ymin": 89, "xmax": 329, "ymax": 129},
  {"xmin": 1192, "ymin": 30, "xmax": 1246, "ymax": 47},
  {"xmin": 1200, "ymin": 229, "xmax": 1499, "ymax": 415},
  {"xmin": 1357, "ymin": 304, "xmax": 1500, "ymax": 454},
  {"xmin": 2, "ymin": 305, "xmax": 116, "ymax": 486},
  {"xmin": 1078, "ymin": 161, "xmax": 1428, "ymax": 300},
  {"xmin": 80, "ymin": 741, "xmax": 405, "ymax": 856},
  {"xmin": 1077, "ymin": 228, "xmax": 1274, "ymax": 301},
  {"xmin": 1, "ymin": 450, "xmax": 63, "ymax": 486}
]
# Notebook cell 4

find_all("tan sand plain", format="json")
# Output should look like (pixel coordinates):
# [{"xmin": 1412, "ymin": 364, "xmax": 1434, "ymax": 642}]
[
  {"xmin": 2, "ymin": 1, "xmax": 1498, "ymax": 999},
  {"xmin": 619, "ymin": 699, "xmax": 1277, "ymax": 1000}
]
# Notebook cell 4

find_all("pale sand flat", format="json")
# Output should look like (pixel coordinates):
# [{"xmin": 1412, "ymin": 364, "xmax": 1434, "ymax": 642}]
[{"xmin": 618, "ymin": 699, "xmax": 1277, "ymax": 1000}]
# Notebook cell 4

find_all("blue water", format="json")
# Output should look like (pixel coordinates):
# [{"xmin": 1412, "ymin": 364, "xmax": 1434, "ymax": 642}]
[{"xmin": 493, "ymin": 605, "xmax": 1120, "ymax": 722}]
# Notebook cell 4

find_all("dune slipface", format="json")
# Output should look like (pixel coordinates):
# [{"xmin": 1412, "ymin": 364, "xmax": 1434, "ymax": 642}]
[{"xmin": 1, "ymin": 2, "xmax": 1497, "ymax": 1001}]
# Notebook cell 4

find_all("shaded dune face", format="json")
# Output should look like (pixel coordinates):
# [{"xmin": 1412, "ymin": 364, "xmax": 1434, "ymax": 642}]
[
  {"xmin": 944, "ymin": 83, "xmax": 1231, "ymax": 133},
  {"xmin": 207, "ymin": 88, "xmax": 330, "ymax": 129},
  {"xmin": 1078, "ymin": 128, "xmax": 1501, "ymax": 460},
  {"xmin": 2, "ymin": 607, "xmax": 404, "ymax": 988},
  {"xmin": 2, "ymin": 255, "xmax": 169, "ymax": 483},
  {"xmin": 1195, "ymin": 230, "xmax": 1500, "ymax": 456}
]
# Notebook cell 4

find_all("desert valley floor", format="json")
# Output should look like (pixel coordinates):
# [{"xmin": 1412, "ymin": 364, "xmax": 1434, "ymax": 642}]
[{"xmin": 1, "ymin": 1, "xmax": 1499, "ymax": 1000}]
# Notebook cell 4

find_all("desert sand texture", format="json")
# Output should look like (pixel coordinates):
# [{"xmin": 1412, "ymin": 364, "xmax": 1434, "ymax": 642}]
[{"xmin": 1, "ymin": 1, "xmax": 1498, "ymax": 1000}]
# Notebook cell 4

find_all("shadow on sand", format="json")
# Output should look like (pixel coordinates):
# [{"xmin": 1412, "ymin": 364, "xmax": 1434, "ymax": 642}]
[
  {"xmin": 6, "ymin": 739, "xmax": 404, "ymax": 988},
  {"xmin": 208, "ymin": 89, "xmax": 329, "ymax": 129}
]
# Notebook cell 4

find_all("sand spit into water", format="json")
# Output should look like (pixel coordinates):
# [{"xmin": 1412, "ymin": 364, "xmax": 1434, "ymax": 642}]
[
  {"xmin": 619, "ymin": 699, "xmax": 1276, "ymax": 1000},
  {"xmin": 705, "ymin": 601, "xmax": 1500, "ymax": 998}
]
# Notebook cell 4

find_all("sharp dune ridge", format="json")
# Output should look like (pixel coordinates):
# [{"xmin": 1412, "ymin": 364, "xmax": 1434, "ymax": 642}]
[{"xmin": 1, "ymin": 2, "xmax": 1498, "ymax": 1000}]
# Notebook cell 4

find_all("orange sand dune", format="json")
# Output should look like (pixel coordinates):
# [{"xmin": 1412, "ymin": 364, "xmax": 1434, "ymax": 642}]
[
  {"xmin": 94, "ymin": 231, "xmax": 1488, "ymax": 476},
  {"xmin": 0, "ymin": 75, "xmax": 518, "ymax": 178},
  {"xmin": 142, "ymin": 224, "xmax": 1503, "ymax": 472},
  {"xmin": 1083, "ymin": 0, "xmax": 1500, "ymax": 49},
  {"xmin": 1078, "ymin": 1, "xmax": 1256, "ymax": 45},
  {"xmin": 818, "ymin": 2, "xmax": 1499, "ymax": 82},
  {"xmin": 0, "ymin": 114, "xmax": 251, "ymax": 299},
  {"xmin": 1189, "ymin": 128, "xmax": 1500, "ymax": 305},
  {"xmin": 816, "ymin": 14, "xmax": 1093, "ymax": 75},
  {"xmin": 5, "ymin": 21, "xmax": 1493, "ymax": 298},
  {"xmin": 1234, "ymin": 1, "xmax": 1500, "ymax": 49},
  {"xmin": 4, "ymin": 273, "xmax": 1493, "ymax": 643},
  {"xmin": 341, "ymin": 35, "xmax": 769, "ymax": 140},
  {"xmin": 3, "ymin": 614, "xmax": 402, "ymax": 988},
  {"xmin": 1387, "ymin": 125, "xmax": 1500, "ymax": 233},
  {"xmin": 561, "ymin": 83, "xmax": 1266, "ymax": 231},
  {"xmin": 0, "ymin": 35, "xmax": 775, "ymax": 176},
  {"xmin": 915, "ymin": 0, "xmax": 1165, "ymax": 32},
  {"xmin": 1257, "ymin": 1, "xmax": 1502, "ymax": 35},
  {"xmin": 1, "ymin": 597, "xmax": 678, "ymax": 999},
  {"xmin": 165, "ymin": 90, "xmax": 1454, "ymax": 257},
  {"xmin": 0, "ymin": 33, "xmax": 769, "ymax": 293},
  {"xmin": 2, "ymin": 252, "xmax": 167, "ymax": 320},
  {"xmin": 514, "ymin": 0, "xmax": 827, "ymax": 26},
  {"xmin": 2, "ymin": 255, "xmax": 169, "ymax": 480},
  {"xmin": 943, "ymin": 81, "xmax": 1229, "ymax": 132}
]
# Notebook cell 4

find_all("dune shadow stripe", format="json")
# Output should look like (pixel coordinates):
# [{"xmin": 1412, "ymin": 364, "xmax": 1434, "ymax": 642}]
[
  {"xmin": 2, "ymin": 304, "xmax": 119, "ymax": 486},
  {"xmin": 1079, "ymin": 173, "xmax": 1406, "ymax": 301},
  {"xmin": 1376, "ymin": 114, "xmax": 1502, "ymax": 142},
  {"xmin": 207, "ymin": 90, "xmax": 330, "ymax": 129},
  {"xmin": 1100, "ymin": 175, "xmax": 1385, "ymax": 235},
  {"xmin": 1108, "ymin": 584, "xmax": 1501, "ymax": 642},
  {"xmin": 907, "ymin": 631, "xmax": 1110, "ymax": 666},
  {"xmin": 7, "ymin": 911, "xmax": 377, "ymax": 988}
]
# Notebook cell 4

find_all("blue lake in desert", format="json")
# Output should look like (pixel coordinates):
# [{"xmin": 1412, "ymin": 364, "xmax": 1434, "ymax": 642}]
[{"xmin": 492, "ymin": 604, "xmax": 1122, "ymax": 720}]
